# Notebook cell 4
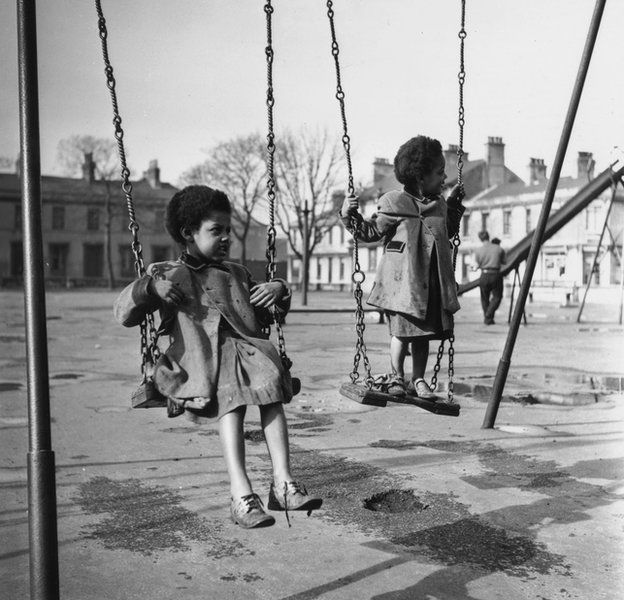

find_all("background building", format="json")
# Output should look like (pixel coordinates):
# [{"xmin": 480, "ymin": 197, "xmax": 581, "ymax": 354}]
[
  {"xmin": 0, "ymin": 156, "xmax": 286, "ymax": 287},
  {"xmin": 301, "ymin": 137, "xmax": 623, "ymax": 302}
]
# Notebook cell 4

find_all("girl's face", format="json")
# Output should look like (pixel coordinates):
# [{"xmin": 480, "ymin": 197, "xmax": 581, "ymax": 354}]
[
  {"xmin": 184, "ymin": 211, "xmax": 231, "ymax": 263},
  {"xmin": 420, "ymin": 154, "xmax": 447, "ymax": 197}
]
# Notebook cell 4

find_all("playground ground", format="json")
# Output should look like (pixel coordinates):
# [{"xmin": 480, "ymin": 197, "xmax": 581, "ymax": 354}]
[{"xmin": 0, "ymin": 288, "xmax": 623, "ymax": 600}]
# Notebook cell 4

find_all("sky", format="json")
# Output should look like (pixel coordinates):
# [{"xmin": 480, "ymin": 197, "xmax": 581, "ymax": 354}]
[{"xmin": 0, "ymin": 0, "xmax": 622, "ymax": 189}]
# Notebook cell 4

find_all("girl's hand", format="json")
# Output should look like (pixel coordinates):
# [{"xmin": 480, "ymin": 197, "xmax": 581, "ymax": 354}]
[
  {"xmin": 250, "ymin": 281, "xmax": 285, "ymax": 308},
  {"xmin": 340, "ymin": 194, "xmax": 360, "ymax": 219},
  {"xmin": 447, "ymin": 184, "xmax": 465, "ymax": 204},
  {"xmin": 149, "ymin": 279, "xmax": 185, "ymax": 305}
]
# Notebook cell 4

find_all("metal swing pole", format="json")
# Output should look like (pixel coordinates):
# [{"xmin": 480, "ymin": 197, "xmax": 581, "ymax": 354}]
[
  {"xmin": 17, "ymin": 0, "xmax": 60, "ymax": 598},
  {"xmin": 576, "ymin": 179, "xmax": 619, "ymax": 322},
  {"xmin": 482, "ymin": 0, "xmax": 607, "ymax": 429}
]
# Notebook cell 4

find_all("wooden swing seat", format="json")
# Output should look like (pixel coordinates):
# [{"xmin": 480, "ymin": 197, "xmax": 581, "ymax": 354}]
[{"xmin": 339, "ymin": 383, "xmax": 460, "ymax": 417}]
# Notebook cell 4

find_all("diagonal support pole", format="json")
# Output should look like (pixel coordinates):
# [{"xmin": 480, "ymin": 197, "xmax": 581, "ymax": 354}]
[{"xmin": 482, "ymin": 0, "xmax": 607, "ymax": 429}]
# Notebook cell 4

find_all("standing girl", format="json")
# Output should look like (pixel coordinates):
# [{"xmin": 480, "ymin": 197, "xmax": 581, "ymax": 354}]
[
  {"xmin": 341, "ymin": 135, "xmax": 464, "ymax": 398},
  {"xmin": 115, "ymin": 185, "xmax": 321, "ymax": 528}
]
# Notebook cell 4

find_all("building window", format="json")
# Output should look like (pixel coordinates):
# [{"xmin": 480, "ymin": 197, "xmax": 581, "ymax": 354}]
[
  {"xmin": 481, "ymin": 212, "xmax": 489, "ymax": 232},
  {"xmin": 52, "ymin": 206, "xmax": 65, "ymax": 230},
  {"xmin": 462, "ymin": 215, "xmax": 469, "ymax": 236},
  {"xmin": 151, "ymin": 245, "xmax": 170, "ymax": 263},
  {"xmin": 48, "ymin": 243, "xmax": 69, "ymax": 277},
  {"xmin": 83, "ymin": 243, "xmax": 104, "ymax": 278},
  {"xmin": 525, "ymin": 208, "xmax": 531, "ymax": 233},
  {"xmin": 316, "ymin": 259, "xmax": 322, "ymax": 280},
  {"xmin": 503, "ymin": 210, "xmax": 511, "ymax": 235},
  {"xmin": 14, "ymin": 204, "xmax": 22, "ymax": 231},
  {"xmin": 582, "ymin": 251, "xmax": 599, "ymax": 285},
  {"xmin": 369, "ymin": 247, "xmax": 377, "ymax": 270},
  {"xmin": 328, "ymin": 227, "xmax": 333, "ymax": 245},
  {"xmin": 87, "ymin": 208, "xmax": 100, "ymax": 231},
  {"xmin": 154, "ymin": 209, "xmax": 165, "ymax": 231},
  {"xmin": 339, "ymin": 259, "xmax": 345, "ymax": 280},
  {"xmin": 119, "ymin": 245, "xmax": 135, "ymax": 278},
  {"xmin": 10, "ymin": 241, "xmax": 23, "ymax": 276},
  {"xmin": 585, "ymin": 206, "xmax": 600, "ymax": 232},
  {"xmin": 340, "ymin": 227, "xmax": 345, "ymax": 245},
  {"xmin": 611, "ymin": 248, "xmax": 622, "ymax": 285},
  {"xmin": 327, "ymin": 258, "xmax": 333, "ymax": 283}
]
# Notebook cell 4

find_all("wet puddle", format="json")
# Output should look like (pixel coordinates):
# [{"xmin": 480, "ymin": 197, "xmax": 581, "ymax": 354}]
[{"xmin": 74, "ymin": 476, "xmax": 250, "ymax": 559}]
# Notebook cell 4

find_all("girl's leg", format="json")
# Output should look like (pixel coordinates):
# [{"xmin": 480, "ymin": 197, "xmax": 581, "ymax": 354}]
[
  {"xmin": 390, "ymin": 335, "xmax": 409, "ymax": 378},
  {"xmin": 219, "ymin": 406, "xmax": 253, "ymax": 499},
  {"xmin": 259, "ymin": 402, "xmax": 293, "ymax": 488},
  {"xmin": 410, "ymin": 338, "xmax": 430, "ymax": 381}
]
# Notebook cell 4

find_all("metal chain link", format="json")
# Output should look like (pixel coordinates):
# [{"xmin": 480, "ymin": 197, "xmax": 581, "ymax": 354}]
[
  {"xmin": 263, "ymin": 0, "xmax": 290, "ymax": 369},
  {"xmin": 326, "ymin": 0, "xmax": 373, "ymax": 387},
  {"xmin": 431, "ymin": 0, "xmax": 466, "ymax": 405},
  {"xmin": 95, "ymin": 0, "xmax": 159, "ymax": 374},
  {"xmin": 429, "ymin": 340, "xmax": 445, "ymax": 392},
  {"xmin": 444, "ymin": 0, "xmax": 468, "ymax": 405}
]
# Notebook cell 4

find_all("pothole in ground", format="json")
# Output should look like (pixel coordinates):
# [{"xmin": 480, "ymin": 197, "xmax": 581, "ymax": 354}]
[
  {"xmin": 0, "ymin": 382, "xmax": 23, "ymax": 392},
  {"xmin": 362, "ymin": 489, "xmax": 429, "ymax": 513}
]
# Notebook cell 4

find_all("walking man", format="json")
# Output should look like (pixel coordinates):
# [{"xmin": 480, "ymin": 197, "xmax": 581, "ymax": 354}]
[{"xmin": 473, "ymin": 231, "xmax": 506, "ymax": 325}]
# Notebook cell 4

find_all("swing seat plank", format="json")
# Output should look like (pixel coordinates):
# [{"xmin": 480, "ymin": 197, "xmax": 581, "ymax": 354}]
[
  {"xmin": 339, "ymin": 383, "xmax": 460, "ymax": 416},
  {"xmin": 339, "ymin": 383, "xmax": 388, "ymax": 407},
  {"xmin": 390, "ymin": 392, "xmax": 460, "ymax": 416}
]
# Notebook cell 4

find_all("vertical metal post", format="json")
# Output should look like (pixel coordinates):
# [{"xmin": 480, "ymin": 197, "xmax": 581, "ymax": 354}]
[
  {"xmin": 618, "ymin": 239, "xmax": 624, "ymax": 325},
  {"xmin": 482, "ymin": 0, "xmax": 607, "ymax": 429},
  {"xmin": 17, "ymin": 1, "xmax": 60, "ymax": 598},
  {"xmin": 302, "ymin": 199, "xmax": 310, "ymax": 306}
]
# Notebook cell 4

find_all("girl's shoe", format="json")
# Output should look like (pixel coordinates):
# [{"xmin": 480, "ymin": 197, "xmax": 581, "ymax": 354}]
[
  {"xmin": 267, "ymin": 481, "xmax": 323, "ymax": 513},
  {"xmin": 230, "ymin": 493, "xmax": 275, "ymax": 529},
  {"xmin": 411, "ymin": 378, "xmax": 435, "ymax": 400},
  {"xmin": 374, "ymin": 373, "xmax": 406, "ymax": 396}
]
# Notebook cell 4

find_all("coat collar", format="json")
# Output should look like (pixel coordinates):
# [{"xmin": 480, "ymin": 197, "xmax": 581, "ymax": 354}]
[{"xmin": 179, "ymin": 252, "xmax": 230, "ymax": 273}]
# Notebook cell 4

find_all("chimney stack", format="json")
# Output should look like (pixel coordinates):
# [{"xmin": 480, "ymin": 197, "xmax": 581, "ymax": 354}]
[
  {"xmin": 144, "ymin": 159, "xmax": 161, "ymax": 189},
  {"xmin": 577, "ymin": 151, "xmax": 594, "ymax": 181},
  {"xmin": 528, "ymin": 158, "xmax": 547, "ymax": 185},
  {"xmin": 373, "ymin": 157, "xmax": 393, "ymax": 190},
  {"xmin": 82, "ymin": 152, "xmax": 96, "ymax": 183},
  {"xmin": 486, "ymin": 136, "xmax": 506, "ymax": 187}
]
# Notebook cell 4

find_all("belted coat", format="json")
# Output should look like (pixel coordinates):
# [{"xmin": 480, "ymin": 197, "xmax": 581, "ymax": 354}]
[
  {"xmin": 342, "ymin": 190, "xmax": 464, "ymax": 319},
  {"xmin": 113, "ymin": 256, "xmax": 293, "ymax": 403}
]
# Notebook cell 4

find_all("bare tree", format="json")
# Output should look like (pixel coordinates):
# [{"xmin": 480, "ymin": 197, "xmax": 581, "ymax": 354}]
[
  {"xmin": 274, "ymin": 129, "xmax": 344, "ymax": 303},
  {"xmin": 179, "ymin": 134, "xmax": 267, "ymax": 265},
  {"xmin": 56, "ymin": 135, "xmax": 120, "ymax": 289}
]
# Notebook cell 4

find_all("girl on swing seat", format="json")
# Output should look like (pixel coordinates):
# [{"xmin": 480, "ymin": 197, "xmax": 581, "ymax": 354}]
[
  {"xmin": 340, "ymin": 135, "xmax": 465, "ymax": 398},
  {"xmin": 114, "ymin": 185, "xmax": 321, "ymax": 529}
]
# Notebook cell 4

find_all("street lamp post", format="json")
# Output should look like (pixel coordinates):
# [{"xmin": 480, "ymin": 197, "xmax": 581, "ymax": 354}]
[{"xmin": 302, "ymin": 199, "xmax": 310, "ymax": 306}]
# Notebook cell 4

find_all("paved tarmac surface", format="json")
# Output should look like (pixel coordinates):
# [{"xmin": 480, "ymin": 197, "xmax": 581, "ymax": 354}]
[{"xmin": 1, "ymin": 288, "xmax": 623, "ymax": 599}]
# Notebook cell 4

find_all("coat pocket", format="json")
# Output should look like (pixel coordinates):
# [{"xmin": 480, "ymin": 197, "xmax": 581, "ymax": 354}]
[{"xmin": 385, "ymin": 240, "xmax": 406, "ymax": 253}]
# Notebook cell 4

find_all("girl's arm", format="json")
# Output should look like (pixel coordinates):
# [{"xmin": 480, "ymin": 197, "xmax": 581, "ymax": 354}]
[
  {"xmin": 340, "ymin": 195, "xmax": 395, "ymax": 243},
  {"xmin": 113, "ymin": 265, "xmax": 184, "ymax": 327}
]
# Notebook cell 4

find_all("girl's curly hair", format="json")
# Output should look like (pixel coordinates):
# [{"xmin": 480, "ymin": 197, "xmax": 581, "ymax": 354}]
[
  {"xmin": 393, "ymin": 136, "xmax": 443, "ymax": 186},
  {"xmin": 165, "ymin": 185, "xmax": 231, "ymax": 244}
]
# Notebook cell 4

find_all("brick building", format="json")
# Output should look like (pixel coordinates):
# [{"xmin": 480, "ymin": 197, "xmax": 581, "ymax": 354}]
[
  {"xmin": 0, "ymin": 156, "xmax": 286, "ymax": 287},
  {"xmin": 299, "ymin": 137, "xmax": 623, "ymax": 301}
]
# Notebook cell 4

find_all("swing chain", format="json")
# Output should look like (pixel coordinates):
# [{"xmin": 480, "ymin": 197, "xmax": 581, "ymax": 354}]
[
  {"xmin": 429, "ymin": 340, "xmax": 445, "ymax": 392},
  {"xmin": 437, "ymin": 0, "xmax": 467, "ymax": 401},
  {"xmin": 447, "ymin": 333, "xmax": 456, "ymax": 403},
  {"xmin": 452, "ymin": 0, "xmax": 467, "ymax": 273},
  {"xmin": 326, "ymin": 0, "xmax": 373, "ymax": 388},
  {"xmin": 95, "ymin": 0, "xmax": 159, "ymax": 374},
  {"xmin": 263, "ymin": 0, "xmax": 289, "ymax": 367}
]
